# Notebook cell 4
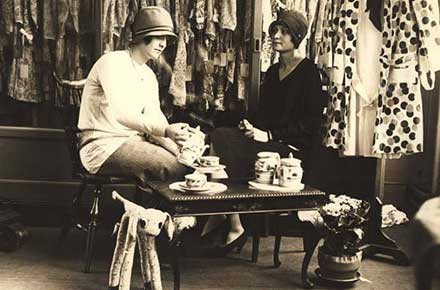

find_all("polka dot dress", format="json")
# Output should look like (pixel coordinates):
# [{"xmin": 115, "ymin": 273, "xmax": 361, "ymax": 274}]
[
  {"xmin": 372, "ymin": 0, "xmax": 440, "ymax": 155},
  {"xmin": 322, "ymin": 0, "xmax": 360, "ymax": 153},
  {"xmin": 321, "ymin": 0, "xmax": 440, "ymax": 157}
]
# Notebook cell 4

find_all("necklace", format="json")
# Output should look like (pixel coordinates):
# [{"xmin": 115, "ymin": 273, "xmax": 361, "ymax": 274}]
[{"xmin": 128, "ymin": 48, "xmax": 146, "ymax": 82}]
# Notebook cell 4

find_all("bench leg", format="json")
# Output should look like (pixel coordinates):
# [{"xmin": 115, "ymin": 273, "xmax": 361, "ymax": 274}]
[
  {"xmin": 84, "ymin": 184, "xmax": 101, "ymax": 273},
  {"xmin": 59, "ymin": 179, "xmax": 88, "ymax": 244}
]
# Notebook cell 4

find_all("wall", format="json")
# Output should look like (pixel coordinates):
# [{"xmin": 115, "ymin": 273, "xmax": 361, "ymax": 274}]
[{"xmin": 0, "ymin": 126, "xmax": 134, "ymax": 226}]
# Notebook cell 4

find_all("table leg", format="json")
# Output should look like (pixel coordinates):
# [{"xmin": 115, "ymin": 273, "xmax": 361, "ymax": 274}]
[
  {"xmin": 273, "ymin": 214, "xmax": 282, "ymax": 268},
  {"xmin": 301, "ymin": 230, "xmax": 321, "ymax": 289},
  {"xmin": 170, "ymin": 238, "xmax": 182, "ymax": 290},
  {"xmin": 274, "ymin": 236, "xmax": 282, "ymax": 268},
  {"xmin": 252, "ymin": 234, "xmax": 260, "ymax": 263},
  {"xmin": 251, "ymin": 215, "xmax": 261, "ymax": 263}
]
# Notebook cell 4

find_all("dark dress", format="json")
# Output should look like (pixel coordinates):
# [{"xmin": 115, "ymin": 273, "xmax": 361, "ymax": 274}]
[{"xmin": 211, "ymin": 58, "xmax": 326, "ymax": 179}]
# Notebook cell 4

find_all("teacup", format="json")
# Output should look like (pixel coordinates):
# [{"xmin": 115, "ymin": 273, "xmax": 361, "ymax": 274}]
[
  {"xmin": 185, "ymin": 173, "xmax": 207, "ymax": 188},
  {"xmin": 254, "ymin": 152, "xmax": 280, "ymax": 184},
  {"xmin": 278, "ymin": 156, "xmax": 303, "ymax": 187},
  {"xmin": 199, "ymin": 156, "xmax": 220, "ymax": 167}
]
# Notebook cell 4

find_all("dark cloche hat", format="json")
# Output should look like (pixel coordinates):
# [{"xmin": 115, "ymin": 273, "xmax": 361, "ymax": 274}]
[{"xmin": 269, "ymin": 10, "xmax": 308, "ymax": 48}]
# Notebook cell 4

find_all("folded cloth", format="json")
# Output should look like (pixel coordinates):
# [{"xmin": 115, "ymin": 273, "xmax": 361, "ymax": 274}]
[
  {"xmin": 381, "ymin": 204, "xmax": 409, "ymax": 228},
  {"xmin": 297, "ymin": 210, "xmax": 322, "ymax": 227}
]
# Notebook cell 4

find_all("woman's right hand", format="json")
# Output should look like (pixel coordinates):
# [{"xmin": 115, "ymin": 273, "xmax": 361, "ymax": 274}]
[
  {"xmin": 165, "ymin": 123, "xmax": 190, "ymax": 146},
  {"xmin": 238, "ymin": 119, "xmax": 269, "ymax": 142},
  {"xmin": 238, "ymin": 119, "xmax": 255, "ymax": 139}
]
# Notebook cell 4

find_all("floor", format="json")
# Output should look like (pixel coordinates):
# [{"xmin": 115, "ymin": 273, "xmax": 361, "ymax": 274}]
[{"xmin": 0, "ymin": 224, "xmax": 428, "ymax": 290}]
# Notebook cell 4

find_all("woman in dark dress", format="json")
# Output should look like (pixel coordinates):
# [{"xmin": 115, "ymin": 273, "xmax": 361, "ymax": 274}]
[{"xmin": 205, "ymin": 10, "xmax": 326, "ymax": 254}]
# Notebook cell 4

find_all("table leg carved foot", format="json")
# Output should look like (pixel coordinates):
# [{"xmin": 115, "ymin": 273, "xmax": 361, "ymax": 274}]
[{"xmin": 301, "ymin": 230, "xmax": 322, "ymax": 289}]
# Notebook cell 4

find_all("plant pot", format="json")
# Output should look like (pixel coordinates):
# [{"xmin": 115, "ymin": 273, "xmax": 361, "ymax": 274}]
[{"xmin": 317, "ymin": 247, "xmax": 362, "ymax": 282}]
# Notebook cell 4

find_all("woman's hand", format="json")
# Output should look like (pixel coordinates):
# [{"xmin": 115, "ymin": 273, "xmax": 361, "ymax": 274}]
[
  {"xmin": 148, "ymin": 136, "xmax": 180, "ymax": 156},
  {"xmin": 238, "ymin": 119, "xmax": 269, "ymax": 142},
  {"xmin": 165, "ymin": 123, "xmax": 190, "ymax": 146}
]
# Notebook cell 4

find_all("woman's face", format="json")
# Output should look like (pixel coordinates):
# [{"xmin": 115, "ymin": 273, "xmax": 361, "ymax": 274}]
[
  {"xmin": 270, "ymin": 24, "xmax": 295, "ymax": 52},
  {"xmin": 141, "ymin": 36, "xmax": 167, "ymax": 60}
]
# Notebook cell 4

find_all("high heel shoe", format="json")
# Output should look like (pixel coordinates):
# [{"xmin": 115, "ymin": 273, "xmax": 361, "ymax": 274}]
[{"xmin": 206, "ymin": 231, "xmax": 248, "ymax": 257}]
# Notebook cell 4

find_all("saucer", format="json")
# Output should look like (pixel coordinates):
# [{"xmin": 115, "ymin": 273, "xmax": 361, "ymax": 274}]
[
  {"xmin": 248, "ymin": 180, "xmax": 305, "ymax": 192},
  {"xmin": 169, "ymin": 181, "xmax": 228, "ymax": 194},
  {"xmin": 172, "ymin": 181, "xmax": 211, "ymax": 192},
  {"xmin": 191, "ymin": 164, "xmax": 226, "ymax": 174}
]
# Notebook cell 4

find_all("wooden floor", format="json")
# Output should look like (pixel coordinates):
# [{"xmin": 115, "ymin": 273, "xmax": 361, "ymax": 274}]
[{"xmin": 0, "ymin": 225, "xmax": 427, "ymax": 290}]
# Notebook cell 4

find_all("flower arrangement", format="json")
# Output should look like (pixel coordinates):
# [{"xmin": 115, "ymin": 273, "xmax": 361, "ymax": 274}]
[{"xmin": 318, "ymin": 194, "xmax": 370, "ymax": 256}]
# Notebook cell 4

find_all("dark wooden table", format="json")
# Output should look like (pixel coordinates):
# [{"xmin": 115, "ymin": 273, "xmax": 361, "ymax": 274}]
[{"xmin": 140, "ymin": 179, "xmax": 327, "ymax": 290}]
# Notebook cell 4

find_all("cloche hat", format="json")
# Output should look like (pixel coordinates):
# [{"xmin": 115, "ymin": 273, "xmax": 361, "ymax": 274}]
[
  {"xmin": 269, "ymin": 10, "xmax": 308, "ymax": 48},
  {"xmin": 132, "ymin": 6, "xmax": 177, "ymax": 42}
]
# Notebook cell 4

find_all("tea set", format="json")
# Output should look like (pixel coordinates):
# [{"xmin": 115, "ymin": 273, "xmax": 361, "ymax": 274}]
[
  {"xmin": 170, "ymin": 126, "xmax": 304, "ymax": 194},
  {"xmin": 250, "ymin": 152, "xmax": 304, "ymax": 191}
]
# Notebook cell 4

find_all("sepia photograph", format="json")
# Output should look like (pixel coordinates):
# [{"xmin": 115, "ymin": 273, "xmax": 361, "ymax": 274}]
[{"xmin": 0, "ymin": 0, "xmax": 439, "ymax": 289}]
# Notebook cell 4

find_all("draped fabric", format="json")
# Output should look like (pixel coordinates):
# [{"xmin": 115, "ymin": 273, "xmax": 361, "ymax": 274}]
[{"xmin": 1, "ymin": 0, "xmax": 94, "ymax": 109}]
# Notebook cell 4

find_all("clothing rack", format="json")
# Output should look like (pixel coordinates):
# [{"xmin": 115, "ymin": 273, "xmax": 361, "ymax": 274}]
[
  {"xmin": 360, "ymin": 158, "xmax": 409, "ymax": 265},
  {"xmin": 249, "ymin": 0, "xmax": 262, "ymax": 121},
  {"xmin": 431, "ymin": 77, "xmax": 440, "ymax": 195}
]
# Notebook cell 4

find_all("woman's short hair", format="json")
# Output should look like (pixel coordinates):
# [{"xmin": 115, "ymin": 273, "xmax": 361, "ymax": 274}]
[
  {"xmin": 269, "ymin": 10, "xmax": 308, "ymax": 48},
  {"xmin": 128, "ymin": 36, "xmax": 153, "ymax": 48}
]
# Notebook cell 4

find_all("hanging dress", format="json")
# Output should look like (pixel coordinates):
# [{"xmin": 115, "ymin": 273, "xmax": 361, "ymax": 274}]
[
  {"xmin": 372, "ymin": 0, "xmax": 440, "ymax": 155},
  {"xmin": 343, "ymin": 0, "xmax": 383, "ymax": 157},
  {"xmin": 8, "ymin": 0, "xmax": 41, "ymax": 103},
  {"xmin": 322, "ymin": 0, "xmax": 359, "ymax": 153}
]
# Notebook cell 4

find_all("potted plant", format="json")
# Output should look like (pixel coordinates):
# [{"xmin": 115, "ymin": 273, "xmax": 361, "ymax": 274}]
[{"xmin": 316, "ymin": 194, "xmax": 370, "ymax": 282}]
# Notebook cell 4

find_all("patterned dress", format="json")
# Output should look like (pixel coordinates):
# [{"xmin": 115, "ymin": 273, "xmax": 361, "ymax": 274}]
[
  {"xmin": 372, "ymin": 0, "xmax": 440, "ymax": 155},
  {"xmin": 322, "ymin": 0, "xmax": 440, "ymax": 157},
  {"xmin": 322, "ymin": 0, "xmax": 359, "ymax": 153}
]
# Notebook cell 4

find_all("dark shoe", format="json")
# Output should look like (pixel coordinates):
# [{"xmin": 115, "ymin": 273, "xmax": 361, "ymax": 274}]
[
  {"xmin": 206, "ymin": 231, "xmax": 248, "ymax": 257},
  {"xmin": 140, "ymin": 282, "xmax": 152, "ymax": 290}
]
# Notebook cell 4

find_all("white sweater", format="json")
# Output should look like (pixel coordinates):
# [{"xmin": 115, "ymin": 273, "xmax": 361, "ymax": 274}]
[{"xmin": 78, "ymin": 50, "xmax": 169, "ymax": 174}]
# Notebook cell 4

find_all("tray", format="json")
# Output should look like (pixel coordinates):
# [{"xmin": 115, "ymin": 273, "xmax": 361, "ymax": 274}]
[
  {"xmin": 248, "ymin": 180, "xmax": 305, "ymax": 192},
  {"xmin": 315, "ymin": 268, "xmax": 361, "ymax": 283}
]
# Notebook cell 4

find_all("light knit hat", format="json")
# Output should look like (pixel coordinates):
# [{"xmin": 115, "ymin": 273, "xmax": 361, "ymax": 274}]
[
  {"xmin": 269, "ymin": 10, "xmax": 308, "ymax": 48},
  {"xmin": 132, "ymin": 6, "xmax": 177, "ymax": 41}
]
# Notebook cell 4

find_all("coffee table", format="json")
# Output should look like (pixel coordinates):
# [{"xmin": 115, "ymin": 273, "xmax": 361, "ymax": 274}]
[{"xmin": 140, "ymin": 179, "xmax": 327, "ymax": 290}]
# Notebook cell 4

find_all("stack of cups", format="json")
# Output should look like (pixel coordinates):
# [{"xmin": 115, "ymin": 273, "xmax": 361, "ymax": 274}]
[
  {"xmin": 254, "ymin": 152, "xmax": 280, "ymax": 184},
  {"xmin": 254, "ymin": 152, "xmax": 303, "ymax": 187}
]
